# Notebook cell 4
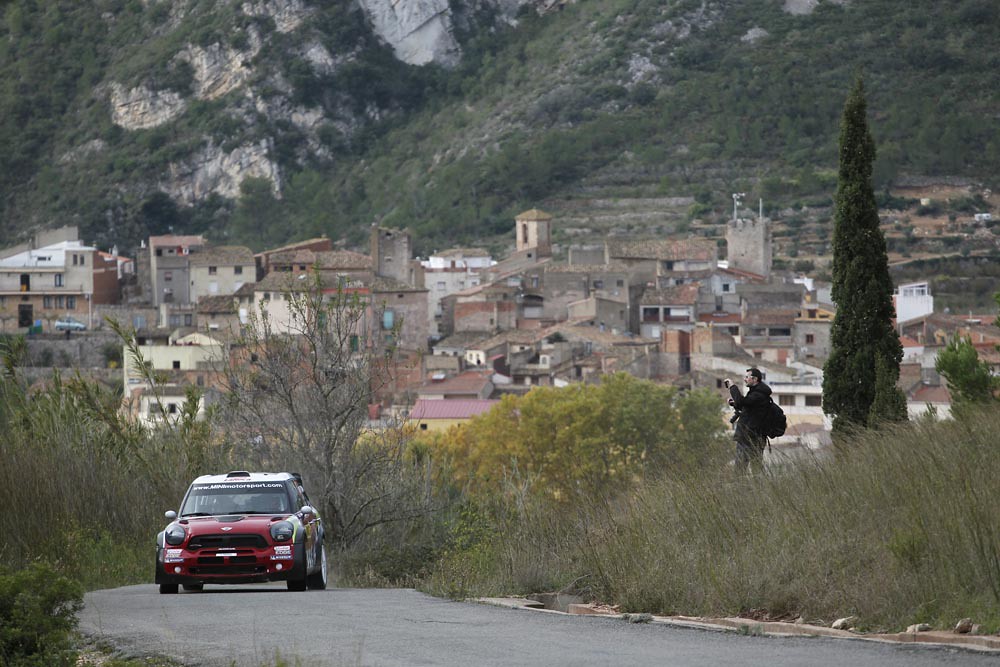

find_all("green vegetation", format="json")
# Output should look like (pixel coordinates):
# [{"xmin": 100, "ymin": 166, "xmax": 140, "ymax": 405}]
[
  {"xmin": 422, "ymin": 374, "xmax": 728, "ymax": 501},
  {"xmin": 823, "ymin": 78, "xmax": 905, "ymax": 433},
  {"xmin": 935, "ymin": 333, "xmax": 1000, "ymax": 416},
  {"xmin": 0, "ymin": 563, "xmax": 82, "ymax": 666},
  {"xmin": 2, "ymin": 0, "xmax": 1000, "ymax": 254},
  {"xmin": 423, "ymin": 406, "xmax": 1000, "ymax": 632}
]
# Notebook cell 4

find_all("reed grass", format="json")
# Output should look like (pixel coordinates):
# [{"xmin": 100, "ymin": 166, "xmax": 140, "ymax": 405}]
[{"xmin": 423, "ymin": 407, "xmax": 1000, "ymax": 631}]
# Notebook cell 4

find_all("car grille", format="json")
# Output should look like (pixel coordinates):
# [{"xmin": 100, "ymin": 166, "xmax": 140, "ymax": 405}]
[
  {"xmin": 190, "ymin": 564, "xmax": 266, "ymax": 575},
  {"xmin": 196, "ymin": 555, "xmax": 257, "ymax": 565},
  {"xmin": 187, "ymin": 534, "xmax": 268, "ymax": 550}
]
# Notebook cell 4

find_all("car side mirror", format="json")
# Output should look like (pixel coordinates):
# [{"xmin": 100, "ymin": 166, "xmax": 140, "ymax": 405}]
[
  {"xmin": 299, "ymin": 505, "xmax": 313, "ymax": 516},
  {"xmin": 165, "ymin": 510, "xmax": 177, "ymax": 520}
]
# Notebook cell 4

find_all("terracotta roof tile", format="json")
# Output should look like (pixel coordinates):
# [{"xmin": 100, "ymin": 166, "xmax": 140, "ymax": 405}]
[
  {"xmin": 640, "ymin": 284, "xmax": 700, "ymax": 306},
  {"xmin": 197, "ymin": 295, "xmax": 237, "ymax": 314},
  {"xmin": 409, "ymin": 399, "xmax": 499, "ymax": 420},
  {"xmin": 417, "ymin": 371, "xmax": 493, "ymax": 396},
  {"xmin": 515, "ymin": 208, "xmax": 553, "ymax": 221},
  {"xmin": 189, "ymin": 245, "xmax": 254, "ymax": 266},
  {"xmin": 606, "ymin": 238, "xmax": 716, "ymax": 262}
]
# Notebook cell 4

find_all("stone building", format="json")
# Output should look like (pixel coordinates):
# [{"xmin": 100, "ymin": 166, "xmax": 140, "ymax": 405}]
[
  {"xmin": 371, "ymin": 225, "xmax": 414, "ymax": 286},
  {"xmin": 726, "ymin": 217, "xmax": 772, "ymax": 279}
]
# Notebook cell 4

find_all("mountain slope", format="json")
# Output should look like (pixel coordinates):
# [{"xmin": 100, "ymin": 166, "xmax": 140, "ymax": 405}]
[{"xmin": 1, "ymin": 0, "xmax": 998, "ymax": 256}]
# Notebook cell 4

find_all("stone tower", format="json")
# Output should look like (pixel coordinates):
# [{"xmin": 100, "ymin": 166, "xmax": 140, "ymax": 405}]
[
  {"xmin": 370, "ymin": 225, "xmax": 412, "ymax": 285},
  {"xmin": 514, "ymin": 209, "xmax": 553, "ymax": 257},
  {"xmin": 726, "ymin": 217, "xmax": 772, "ymax": 279}
]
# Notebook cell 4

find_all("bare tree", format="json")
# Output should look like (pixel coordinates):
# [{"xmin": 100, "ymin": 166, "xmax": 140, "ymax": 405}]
[{"xmin": 214, "ymin": 274, "xmax": 432, "ymax": 549}]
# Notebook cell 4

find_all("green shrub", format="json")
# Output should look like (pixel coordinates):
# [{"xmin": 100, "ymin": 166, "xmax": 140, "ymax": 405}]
[{"xmin": 0, "ymin": 563, "xmax": 82, "ymax": 667}]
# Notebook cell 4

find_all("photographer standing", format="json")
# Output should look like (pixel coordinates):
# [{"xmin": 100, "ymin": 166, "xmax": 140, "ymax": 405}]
[{"xmin": 724, "ymin": 368, "xmax": 772, "ymax": 475}]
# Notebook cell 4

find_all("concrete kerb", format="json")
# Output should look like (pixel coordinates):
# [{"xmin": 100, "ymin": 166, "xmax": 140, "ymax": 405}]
[{"xmin": 472, "ymin": 599, "xmax": 1000, "ymax": 654}]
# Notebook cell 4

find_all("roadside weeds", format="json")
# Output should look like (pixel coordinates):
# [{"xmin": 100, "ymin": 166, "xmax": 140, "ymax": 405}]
[{"xmin": 474, "ymin": 598, "xmax": 1000, "ymax": 654}]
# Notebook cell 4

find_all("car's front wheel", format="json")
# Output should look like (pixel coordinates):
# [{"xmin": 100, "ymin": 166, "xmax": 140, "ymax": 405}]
[
  {"xmin": 159, "ymin": 583, "xmax": 179, "ymax": 594},
  {"xmin": 307, "ymin": 546, "xmax": 328, "ymax": 590}
]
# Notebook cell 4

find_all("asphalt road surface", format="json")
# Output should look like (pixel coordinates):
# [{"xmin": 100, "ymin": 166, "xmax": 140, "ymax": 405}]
[{"xmin": 79, "ymin": 585, "xmax": 997, "ymax": 667}]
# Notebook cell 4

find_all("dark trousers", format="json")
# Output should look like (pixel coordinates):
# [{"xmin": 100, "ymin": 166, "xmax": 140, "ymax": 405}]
[{"xmin": 734, "ymin": 423, "xmax": 765, "ymax": 475}]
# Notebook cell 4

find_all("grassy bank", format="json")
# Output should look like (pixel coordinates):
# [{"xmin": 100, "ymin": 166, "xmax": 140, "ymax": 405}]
[{"xmin": 423, "ymin": 407, "xmax": 1000, "ymax": 632}]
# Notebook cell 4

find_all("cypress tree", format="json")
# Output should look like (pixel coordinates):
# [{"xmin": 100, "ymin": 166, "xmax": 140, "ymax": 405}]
[{"xmin": 822, "ymin": 78, "xmax": 906, "ymax": 434}]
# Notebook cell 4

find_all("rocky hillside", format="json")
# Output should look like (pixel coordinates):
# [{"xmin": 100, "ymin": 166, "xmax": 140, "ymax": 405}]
[{"xmin": 1, "ymin": 0, "xmax": 998, "ymax": 258}]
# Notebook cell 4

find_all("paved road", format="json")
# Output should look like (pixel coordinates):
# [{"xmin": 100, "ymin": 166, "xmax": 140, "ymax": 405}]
[{"xmin": 79, "ymin": 585, "xmax": 995, "ymax": 667}]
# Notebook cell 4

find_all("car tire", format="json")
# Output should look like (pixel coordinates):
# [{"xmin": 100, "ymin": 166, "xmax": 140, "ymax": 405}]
[
  {"xmin": 182, "ymin": 584, "xmax": 204, "ymax": 592},
  {"xmin": 307, "ymin": 546, "xmax": 328, "ymax": 590},
  {"xmin": 159, "ymin": 584, "xmax": 179, "ymax": 594}
]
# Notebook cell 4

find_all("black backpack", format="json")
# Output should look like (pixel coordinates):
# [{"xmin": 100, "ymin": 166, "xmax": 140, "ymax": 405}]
[{"xmin": 765, "ymin": 399, "xmax": 787, "ymax": 439}]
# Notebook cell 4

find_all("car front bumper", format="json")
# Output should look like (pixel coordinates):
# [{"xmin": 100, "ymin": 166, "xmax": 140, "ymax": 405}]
[{"xmin": 155, "ymin": 543, "xmax": 305, "ymax": 585}]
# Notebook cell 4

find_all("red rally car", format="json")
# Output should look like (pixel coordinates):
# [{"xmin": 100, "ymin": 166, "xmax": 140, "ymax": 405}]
[{"xmin": 155, "ymin": 471, "xmax": 327, "ymax": 594}]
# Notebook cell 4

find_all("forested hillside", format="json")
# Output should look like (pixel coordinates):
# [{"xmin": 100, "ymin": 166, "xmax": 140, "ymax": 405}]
[{"xmin": 1, "ymin": 0, "xmax": 998, "ymax": 256}]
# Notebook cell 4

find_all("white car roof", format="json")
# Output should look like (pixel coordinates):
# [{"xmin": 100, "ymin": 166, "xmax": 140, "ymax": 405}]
[{"xmin": 190, "ymin": 471, "xmax": 295, "ymax": 484}]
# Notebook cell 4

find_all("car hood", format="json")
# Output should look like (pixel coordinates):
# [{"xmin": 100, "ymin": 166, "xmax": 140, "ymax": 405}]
[{"xmin": 180, "ymin": 515, "xmax": 294, "ymax": 535}]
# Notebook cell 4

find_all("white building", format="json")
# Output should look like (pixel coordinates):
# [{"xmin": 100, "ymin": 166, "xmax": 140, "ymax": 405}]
[
  {"xmin": 421, "ymin": 248, "xmax": 494, "ymax": 336},
  {"xmin": 894, "ymin": 282, "xmax": 934, "ymax": 324}
]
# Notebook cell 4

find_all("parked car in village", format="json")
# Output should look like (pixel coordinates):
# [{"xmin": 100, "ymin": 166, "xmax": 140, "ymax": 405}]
[
  {"xmin": 54, "ymin": 315, "xmax": 86, "ymax": 331},
  {"xmin": 155, "ymin": 471, "xmax": 327, "ymax": 593}
]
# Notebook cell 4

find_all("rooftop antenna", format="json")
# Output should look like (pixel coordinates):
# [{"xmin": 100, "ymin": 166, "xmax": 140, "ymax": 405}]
[{"xmin": 732, "ymin": 192, "xmax": 745, "ymax": 221}]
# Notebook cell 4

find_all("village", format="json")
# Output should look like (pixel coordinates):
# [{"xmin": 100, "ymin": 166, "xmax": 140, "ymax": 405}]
[{"xmin": 1, "ymin": 209, "xmax": 997, "ymax": 459}]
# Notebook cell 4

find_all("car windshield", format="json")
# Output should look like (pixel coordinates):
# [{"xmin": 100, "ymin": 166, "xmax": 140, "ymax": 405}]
[{"xmin": 180, "ymin": 481, "xmax": 292, "ymax": 516}]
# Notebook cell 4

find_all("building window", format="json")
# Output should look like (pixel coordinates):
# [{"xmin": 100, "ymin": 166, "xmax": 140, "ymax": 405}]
[
  {"xmin": 79, "ymin": 254, "xmax": 85, "ymax": 266},
  {"xmin": 208, "ymin": 266, "xmax": 217, "ymax": 275},
  {"xmin": 420, "ymin": 424, "xmax": 428, "ymax": 431},
  {"xmin": 662, "ymin": 261, "xmax": 674, "ymax": 271},
  {"xmin": 43, "ymin": 296, "xmax": 52, "ymax": 308},
  {"xmin": 722, "ymin": 283, "xmax": 731, "ymax": 293},
  {"xmin": 593, "ymin": 280, "xmax": 604, "ymax": 289},
  {"xmin": 72, "ymin": 255, "xmax": 78, "ymax": 266},
  {"xmin": 805, "ymin": 334, "xmax": 815, "ymax": 344},
  {"xmin": 616, "ymin": 279, "xmax": 624, "ymax": 287},
  {"xmin": 184, "ymin": 314, "xmax": 192, "ymax": 326},
  {"xmin": 67, "ymin": 296, "xmax": 76, "ymax": 309},
  {"xmin": 54, "ymin": 274, "xmax": 63, "ymax": 287},
  {"xmin": 436, "ymin": 282, "xmax": 446, "ymax": 290},
  {"xmin": 779, "ymin": 395, "xmax": 795, "ymax": 406},
  {"xmin": 173, "ymin": 361, "xmax": 181, "ymax": 369},
  {"xmin": 167, "ymin": 403, "xmax": 178, "ymax": 414},
  {"xmin": 56, "ymin": 296, "xmax": 64, "ymax": 308},
  {"xmin": 164, "ymin": 271, "xmax": 172, "ymax": 282},
  {"xmin": 806, "ymin": 395, "xmax": 823, "ymax": 407},
  {"xmin": 156, "ymin": 249, "xmax": 163, "ymax": 257},
  {"xmin": 234, "ymin": 266, "xmax": 243, "ymax": 275}
]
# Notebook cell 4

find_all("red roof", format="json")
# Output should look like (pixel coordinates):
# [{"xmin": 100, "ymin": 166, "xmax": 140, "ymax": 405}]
[
  {"xmin": 409, "ymin": 399, "xmax": 499, "ymax": 420},
  {"xmin": 416, "ymin": 371, "xmax": 493, "ymax": 396},
  {"xmin": 910, "ymin": 384, "xmax": 951, "ymax": 404}
]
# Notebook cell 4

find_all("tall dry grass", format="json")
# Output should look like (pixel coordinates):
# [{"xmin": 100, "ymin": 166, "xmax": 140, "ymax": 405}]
[
  {"xmin": 424, "ymin": 407, "xmax": 1000, "ymax": 631},
  {"xmin": 0, "ymin": 370, "xmax": 234, "ymax": 589}
]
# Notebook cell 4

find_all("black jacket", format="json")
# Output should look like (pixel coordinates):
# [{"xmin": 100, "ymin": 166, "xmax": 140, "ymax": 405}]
[{"xmin": 729, "ymin": 381, "xmax": 772, "ymax": 437}]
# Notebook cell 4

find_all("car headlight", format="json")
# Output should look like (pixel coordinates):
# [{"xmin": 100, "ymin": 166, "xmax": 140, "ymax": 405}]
[
  {"xmin": 270, "ymin": 521, "xmax": 294, "ymax": 542},
  {"xmin": 164, "ymin": 524, "xmax": 187, "ymax": 546}
]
